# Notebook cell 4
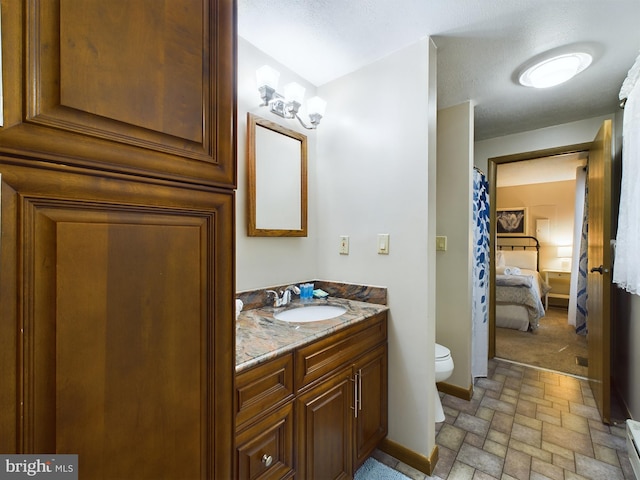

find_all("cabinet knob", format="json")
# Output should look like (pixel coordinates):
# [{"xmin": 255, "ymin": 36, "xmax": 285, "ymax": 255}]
[{"xmin": 262, "ymin": 454, "xmax": 273, "ymax": 467}]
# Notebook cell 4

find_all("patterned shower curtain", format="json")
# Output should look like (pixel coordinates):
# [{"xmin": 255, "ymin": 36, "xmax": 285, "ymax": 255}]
[
  {"xmin": 568, "ymin": 167, "xmax": 586, "ymax": 327},
  {"xmin": 575, "ymin": 169, "xmax": 588, "ymax": 336},
  {"xmin": 472, "ymin": 168, "xmax": 490, "ymax": 378}
]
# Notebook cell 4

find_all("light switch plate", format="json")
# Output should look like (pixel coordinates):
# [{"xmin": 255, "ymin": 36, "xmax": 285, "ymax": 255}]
[
  {"xmin": 436, "ymin": 236, "xmax": 447, "ymax": 251},
  {"xmin": 377, "ymin": 234, "xmax": 389, "ymax": 254},
  {"xmin": 339, "ymin": 235, "xmax": 349, "ymax": 255}
]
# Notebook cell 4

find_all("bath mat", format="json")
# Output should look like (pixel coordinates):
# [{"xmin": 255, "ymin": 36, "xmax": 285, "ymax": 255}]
[{"xmin": 354, "ymin": 457, "xmax": 411, "ymax": 480}]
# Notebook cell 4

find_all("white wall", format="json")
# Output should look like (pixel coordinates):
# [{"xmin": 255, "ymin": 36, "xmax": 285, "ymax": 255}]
[
  {"xmin": 474, "ymin": 114, "xmax": 615, "ymax": 172},
  {"xmin": 316, "ymin": 38, "xmax": 436, "ymax": 458},
  {"xmin": 497, "ymin": 180, "xmax": 577, "ymax": 270},
  {"xmin": 436, "ymin": 102, "xmax": 474, "ymax": 389},
  {"xmin": 237, "ymin": 38, "xmax": 319, "ymax": 290}
]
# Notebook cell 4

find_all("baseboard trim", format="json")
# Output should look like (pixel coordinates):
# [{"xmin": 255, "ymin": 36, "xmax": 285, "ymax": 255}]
[
  {"xmin": 437, "ymin": 381, "xmax": 473, "ymax": 401},
  {"xmin": 378, "ymin": 438, "xmax": 438, "ymax": 476}
]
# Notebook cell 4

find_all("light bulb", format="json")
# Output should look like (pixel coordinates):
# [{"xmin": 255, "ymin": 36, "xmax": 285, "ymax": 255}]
[
  {"xmin": 256, "ymin": 65, "xmax": 280, "ymax": 89},
  {"xmin": 284, "ymin": 82, "xmax": 305, "ymax": 104},
  {"xmin": 307, "ymin": 96, "xmax": 327, "ymax": 116}
]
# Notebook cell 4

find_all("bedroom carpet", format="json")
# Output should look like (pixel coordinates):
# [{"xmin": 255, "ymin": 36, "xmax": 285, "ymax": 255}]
[{"xmin": 495, "ymin": 306, "xmax": 588, "ymax": 377}]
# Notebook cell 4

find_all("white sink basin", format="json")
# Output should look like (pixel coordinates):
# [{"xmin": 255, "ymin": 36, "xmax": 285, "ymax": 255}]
[{"xmin": 274, "ymin": 305, "xmax": 347, "ymax": 323}]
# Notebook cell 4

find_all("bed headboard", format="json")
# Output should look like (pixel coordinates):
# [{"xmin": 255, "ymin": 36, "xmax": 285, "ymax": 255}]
[{"xmin": 496, "ymin": 235, "xmax": 540, "ymax": 271}]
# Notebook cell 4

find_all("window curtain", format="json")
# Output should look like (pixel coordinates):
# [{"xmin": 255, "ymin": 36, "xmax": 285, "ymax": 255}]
[
  {"xmin": 472, "ymin": 167, "xmax": 489, "ymax": 378},
  {"xmin": 614, "ymin": 52, "xmax": 640, "ymax": 295}
]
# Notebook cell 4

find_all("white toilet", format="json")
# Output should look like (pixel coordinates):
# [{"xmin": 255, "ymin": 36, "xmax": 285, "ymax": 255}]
[{"xmin": 434, "ymin": 343, "xmax": 454, "ymax": 423}]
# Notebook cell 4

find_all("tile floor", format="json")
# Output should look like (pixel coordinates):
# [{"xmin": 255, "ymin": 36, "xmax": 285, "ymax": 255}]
[{"xmin": 372, "ymin": 358, "xmax": 635, "ymax": 480}]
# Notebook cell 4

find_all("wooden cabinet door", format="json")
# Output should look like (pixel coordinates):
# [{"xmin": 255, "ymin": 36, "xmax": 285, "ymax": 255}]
[
  {"xmin": 296, "ymin": 368, "xmax": 353, "ymax": 480},
  {"xmin": 354, "ymin": 344, "xmax": 388, "ymax": 469},
  {"xmin": 0, "ymin": 0, "xmax": 236, "ymax": 188},
  {"xmin": 0, "ymin": 164, "xmax": 234, "ymax": 479}
]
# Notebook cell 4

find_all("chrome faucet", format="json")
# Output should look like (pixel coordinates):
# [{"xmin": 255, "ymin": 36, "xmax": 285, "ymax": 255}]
[
  {"xmin": 285, "ymin": 285, "xmax": 300, "ymax": 296},
  {"xmin": 266, "ymin": 285, "xmax": 299, "ymax": 307}
]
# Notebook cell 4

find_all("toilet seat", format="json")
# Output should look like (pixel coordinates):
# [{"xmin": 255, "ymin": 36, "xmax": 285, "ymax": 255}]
[{"xmin": 435, "ymin": 343, "xmax": 451, "ymax": 361}]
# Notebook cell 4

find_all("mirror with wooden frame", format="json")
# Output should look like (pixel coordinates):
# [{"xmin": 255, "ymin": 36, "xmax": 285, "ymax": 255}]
[{"xmin": 247, "ymin": 113, "xmax": 308, "ymax": 237}]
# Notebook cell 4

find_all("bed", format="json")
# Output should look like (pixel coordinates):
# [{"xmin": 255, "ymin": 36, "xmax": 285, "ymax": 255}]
[{"xmin": 495, "ymin": 236, "xmax": 550, "ymax": 331}]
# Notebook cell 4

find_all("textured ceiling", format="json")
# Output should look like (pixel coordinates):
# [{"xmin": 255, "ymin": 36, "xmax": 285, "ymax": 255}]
[{"xmin": 238, "ymin": 0, "xmax": 640, "ymax": 140}]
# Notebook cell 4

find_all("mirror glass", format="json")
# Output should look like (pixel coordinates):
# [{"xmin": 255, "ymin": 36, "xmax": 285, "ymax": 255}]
[{"xmin": 247, "ymin": 113, "xmax": 308, "ymax": 236}]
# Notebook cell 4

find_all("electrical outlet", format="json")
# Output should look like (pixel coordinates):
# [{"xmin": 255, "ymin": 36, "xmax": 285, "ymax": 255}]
[
  {"xmin": 339, "ymin": 235, "xmax": 349, "ymax": 255},
  {"xmin": 377, "ymin": 234, "xmax": 389, "ymax": 254}
]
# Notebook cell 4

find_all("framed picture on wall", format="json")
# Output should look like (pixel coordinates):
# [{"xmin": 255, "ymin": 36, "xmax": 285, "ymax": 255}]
[{"xmin": 497, "ymin": 207, "xmax": 527, "ymax": 235}]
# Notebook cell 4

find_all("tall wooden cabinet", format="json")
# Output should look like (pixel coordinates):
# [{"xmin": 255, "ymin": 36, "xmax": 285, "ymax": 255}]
[{"xmin": 0, "ymin": 1, "xmax": 236, "ymax": 479}]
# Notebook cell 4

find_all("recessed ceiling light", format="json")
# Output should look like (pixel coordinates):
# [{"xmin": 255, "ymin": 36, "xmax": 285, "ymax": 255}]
[{"xmin": 519, "ymin": 52, "xmax": 592, "ymax": 89}]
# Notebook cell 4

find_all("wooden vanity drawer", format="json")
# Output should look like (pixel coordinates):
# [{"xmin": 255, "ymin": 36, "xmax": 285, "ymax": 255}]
[
  {"xmin": 236, "ymin": 402, "xmax": 294, "ymax": 480},
  {"xmin": 295, "ymin": 312, "xmax": 387, "ymax": 391},
  {"xmin": 236, "ymin": 353, "xmax": 294, "ymax": 429}
]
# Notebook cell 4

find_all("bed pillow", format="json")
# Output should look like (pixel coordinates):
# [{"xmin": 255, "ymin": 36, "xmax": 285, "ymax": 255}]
[
  {"xmin": 501, "ymin": 250, "xmax": 537, "ymax": 270},
  {"xmin": 496, "ymin": 250, "xmax": 506, "ymax": 267}
]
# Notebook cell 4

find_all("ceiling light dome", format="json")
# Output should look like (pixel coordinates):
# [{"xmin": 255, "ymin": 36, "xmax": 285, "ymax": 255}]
[{"xmin": 519, "ymin": 52, "xmax": 592, "ymax": 88}]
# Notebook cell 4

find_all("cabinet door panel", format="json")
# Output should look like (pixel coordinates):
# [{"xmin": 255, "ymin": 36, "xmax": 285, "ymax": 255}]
[
  {"xmin": 296, "ymin": 369, "xmax": 353, "ymax": 480},
  {"xmin": 0, "ymin": 164, "xmax": 234, "ymax": 479},
  {"xmin": 0, "ymin": 0, "xmax": 236, "ymax": 187},
  {"xmin": 354, "ymin": 344, "xmax": 388, "ymax": 468}
]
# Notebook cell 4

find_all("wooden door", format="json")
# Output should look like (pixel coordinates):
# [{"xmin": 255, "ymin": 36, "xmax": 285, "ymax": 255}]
[
  {"xmin": 0, "ymin": 164, "xmax": 234, "ymax": 478},
  {"xmin": 296, "ymin": 369, "xmax": 353, "ymax": 480},
  {"xmin": 587, "ymin": 120, "xmax": 613, "ymax": 424},
  {"xmin": 354, "ymin": 345, "xmax": 388, "ymax": 469}
]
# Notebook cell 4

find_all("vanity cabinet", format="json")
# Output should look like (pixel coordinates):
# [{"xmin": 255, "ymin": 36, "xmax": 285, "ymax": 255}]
[{"xmin": 235, "ymin": 312, "xmax": 387, "ymax": 479}]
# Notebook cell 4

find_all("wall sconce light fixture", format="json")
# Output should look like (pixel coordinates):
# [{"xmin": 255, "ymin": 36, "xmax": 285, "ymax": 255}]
[{"xmin": 256, "ymin": 65, "xmax": 327, "ymax": 129}]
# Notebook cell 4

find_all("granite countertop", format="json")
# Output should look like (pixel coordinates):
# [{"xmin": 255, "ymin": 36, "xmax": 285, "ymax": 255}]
[{"xmin": 236, "ymin": 297, "xmax": 389, "ymax": 373}]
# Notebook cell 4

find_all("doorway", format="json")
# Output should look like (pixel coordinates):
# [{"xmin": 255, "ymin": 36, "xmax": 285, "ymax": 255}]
[
  {"xmin": 491, "ymin": 150, "xmax": 589, "ymax": 376},
  {"xmin": 488, "ymin": 120, "xmax": 615, "ymax": 425},
  {"xmin": 488, "ymin": 144, "xmax": 592, "ymax": 374}
]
